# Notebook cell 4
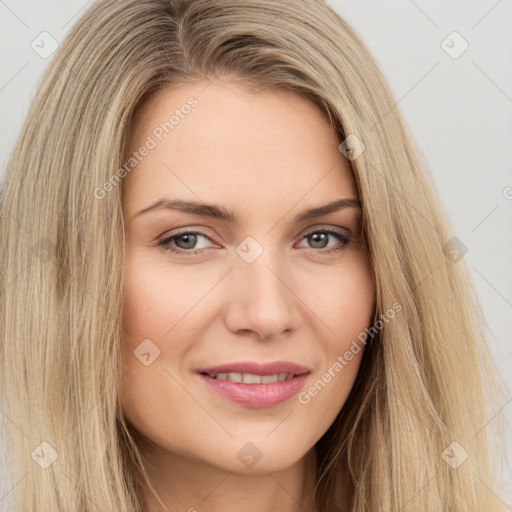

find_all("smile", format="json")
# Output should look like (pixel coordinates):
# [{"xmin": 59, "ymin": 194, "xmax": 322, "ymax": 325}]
[
  {"xmin": 202, "ymin": 372, "xmax": 297, "ymax": 383},
  {"xmin": 195, "ymin": 361, "xmax": 311, "ymax": 408}
]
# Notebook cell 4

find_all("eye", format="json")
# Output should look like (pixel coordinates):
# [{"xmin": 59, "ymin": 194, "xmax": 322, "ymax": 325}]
[
  {"xmin": 156, "ymin": 227, "xmax": 352, "ymax": 256},
  {"xmin": 157, "ymin": 230, "xmax": 217, "ymax": 255},
  {"xmin": 296, "ymin": 228, "xmax": 351, "ymax": 254}
]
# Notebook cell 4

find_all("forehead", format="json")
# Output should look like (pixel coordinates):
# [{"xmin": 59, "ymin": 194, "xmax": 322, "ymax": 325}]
[{"xmin": 122, "ymin": 80, "xmax": 357, "ymax": 218}]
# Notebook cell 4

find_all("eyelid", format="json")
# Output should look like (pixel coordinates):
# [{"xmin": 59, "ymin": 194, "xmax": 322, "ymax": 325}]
[
  {"xmin": 299, "ymin": 224, "xmax": 351, "ymax": 238},
  {"xmin": 157, "ymin": 226, "xmax": 220, "ymax": 244}
]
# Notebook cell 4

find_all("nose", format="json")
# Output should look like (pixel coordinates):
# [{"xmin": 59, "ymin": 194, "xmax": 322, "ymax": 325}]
[{"xmin": 223, "ymin": 245, "xmax": 301, "ymax": 340}]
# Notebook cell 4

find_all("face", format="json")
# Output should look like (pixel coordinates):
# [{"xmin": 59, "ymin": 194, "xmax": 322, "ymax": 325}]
[{"xmin": 119, "ymin": 79, "xmax": 375, "ymax": 475}]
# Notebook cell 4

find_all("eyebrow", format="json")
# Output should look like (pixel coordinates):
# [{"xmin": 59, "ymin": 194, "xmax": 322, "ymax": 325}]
[{"xmin": 133, "ymin": 197, "xmax": 362, "ymax": 222}]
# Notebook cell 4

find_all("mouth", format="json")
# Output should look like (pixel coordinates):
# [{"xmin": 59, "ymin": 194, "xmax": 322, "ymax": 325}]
[
  {"xmin": 195, "ymin": 361, "xmax": 311, "ymax": 408},
  {"xmin": 199, "ymin": 371, "xmax": 306, "ymax": 383}
]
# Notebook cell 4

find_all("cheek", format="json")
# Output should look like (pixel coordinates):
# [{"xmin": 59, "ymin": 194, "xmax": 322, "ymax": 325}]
[
  {"xmin": 301, "ymin": 258, "xmax": 374, "ymax": 406},
  {"xmin": 121, "ymin": 251, "xmax": 200, "ymax": 342},
  {"xmin": 122, "ymin": 275, "xmax": 168, "ymax": 340},
  {"xmin": 119, "ymin": 257, "xmax": 197, "ymax": 436},
  {"xmin": 310, "ymin": 256, "xmax": 375, "ymax": 348},
  {"xmin": 119, "ymin": 256, "xmax": 188, "ymax": 414}
]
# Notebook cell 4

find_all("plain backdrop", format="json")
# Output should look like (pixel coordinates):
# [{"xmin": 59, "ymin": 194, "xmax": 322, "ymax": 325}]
[{"xmin": 0, "ymin": 0, "xmax": 511, "ymax": 509}]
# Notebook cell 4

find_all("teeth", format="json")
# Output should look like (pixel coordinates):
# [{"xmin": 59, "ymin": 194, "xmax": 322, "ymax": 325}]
[
  {"xmin": 243, "ymin": 373, "xmax": 261, "ymax": 384},
  {"xmin": 207, "ymin": 372, "xmax": 294, "ymax": 383}
]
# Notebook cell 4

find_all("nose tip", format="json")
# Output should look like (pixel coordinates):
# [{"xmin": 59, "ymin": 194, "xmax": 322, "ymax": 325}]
[{"xmin": 223, "ymin": 244, "xmax": 300, "ymax": 339}]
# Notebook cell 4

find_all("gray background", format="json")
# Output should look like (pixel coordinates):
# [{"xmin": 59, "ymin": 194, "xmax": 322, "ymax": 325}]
[{"xmin": 0, "ymin": 0, "xmax": 511, "ymax": 508}]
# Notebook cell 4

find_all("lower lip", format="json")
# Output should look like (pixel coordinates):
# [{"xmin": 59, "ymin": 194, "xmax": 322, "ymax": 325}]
[{"xmin": 197, "ymin": 373, "xmax": 310, "ymax": 408}]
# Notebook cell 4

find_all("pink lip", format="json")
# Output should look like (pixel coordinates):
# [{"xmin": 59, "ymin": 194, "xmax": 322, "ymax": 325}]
[{"xmin": 195, "ymin": 360, "xmax": 311, "ymax": 408}]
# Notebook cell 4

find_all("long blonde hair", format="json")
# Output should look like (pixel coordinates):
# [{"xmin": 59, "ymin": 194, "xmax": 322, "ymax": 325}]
[{"xmin": 0, "ymin": 0, "xmax": 508, "ymax": 510}]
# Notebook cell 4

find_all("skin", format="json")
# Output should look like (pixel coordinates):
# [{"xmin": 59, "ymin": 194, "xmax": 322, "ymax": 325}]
[{"xmin": 119, "ymin": 78, "xmax": 375, "ymax": 512}]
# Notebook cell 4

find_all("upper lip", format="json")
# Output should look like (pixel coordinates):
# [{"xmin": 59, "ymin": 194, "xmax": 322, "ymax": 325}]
[{"xmin": 196, "ymin": 361, "xmax": 311, "ymax": 376}]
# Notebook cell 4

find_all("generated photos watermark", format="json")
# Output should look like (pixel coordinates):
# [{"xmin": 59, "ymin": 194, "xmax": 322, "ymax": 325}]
[
  {"xmin": 298, "ymin": 301, "xmax": 402, "ymax": 405},
  {"xmin": 93, "ymin": 96, "xmax": 198, "ymax": 199}
]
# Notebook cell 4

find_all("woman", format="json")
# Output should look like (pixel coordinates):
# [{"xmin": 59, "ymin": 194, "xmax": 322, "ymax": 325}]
[{"xmin": 0, "ymin": 0, "xmax": 508, "ymax": 511}]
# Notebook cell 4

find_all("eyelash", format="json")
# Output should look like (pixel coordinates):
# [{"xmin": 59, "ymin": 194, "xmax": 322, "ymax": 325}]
[{"xmin": 156, "ymin": 227, "xmax": 351, "ymax": 256}]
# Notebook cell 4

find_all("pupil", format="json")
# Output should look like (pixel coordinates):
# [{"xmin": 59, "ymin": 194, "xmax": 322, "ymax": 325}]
[
  {"xmin": 310, "ymin": 233, "xmax": 328, "ymax": 248},
  {"xmin": 178, "ymin": 234, "xmax": 196, "ymax": 249}
]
